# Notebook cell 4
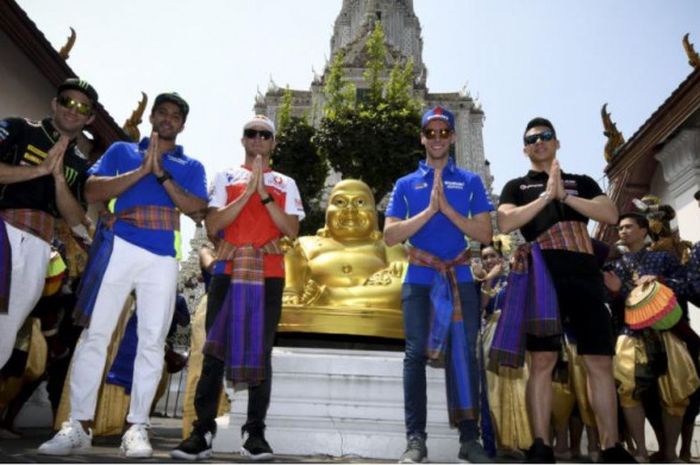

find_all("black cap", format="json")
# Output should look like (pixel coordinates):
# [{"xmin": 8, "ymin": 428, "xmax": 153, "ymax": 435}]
[
  {"xmin": 153, "ymin": 92, "xmax": 189, "ymax": 120},
  {"xmin": 57, "ymin": 78, "xmax": 98, "ymax": 104},
  {"xmin": 695, "ymin": 189, "xmax": 700, "ymax": 201}
]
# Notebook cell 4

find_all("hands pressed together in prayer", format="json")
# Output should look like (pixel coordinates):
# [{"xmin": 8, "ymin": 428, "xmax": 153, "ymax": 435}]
[
  {"xmin": 138, "ymin": 133, "xmax": 166, "ymax": 178},
  {"xmin": 40, "ymin": 135, "xmax": 69, "ymax": 180},
  {"xmin": 427, "ymin": 168, "xmax": 454, "ymax": 216},
  {"xmin": 543, "ymin": 159, "xmax": 568, "ymax": 202},
  {"xmin": 244, "ymin": 154, "xmax": 269, "ymax": 200}
]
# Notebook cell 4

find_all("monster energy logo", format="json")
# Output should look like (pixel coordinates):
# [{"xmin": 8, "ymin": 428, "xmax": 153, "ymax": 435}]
[
  {"xmin": 78, "ymin": 80, "xmax": 88, "ymax": 89},
  {"xmin": 64, "ymin": 166, "xmax": 78, "ymax": 185}
]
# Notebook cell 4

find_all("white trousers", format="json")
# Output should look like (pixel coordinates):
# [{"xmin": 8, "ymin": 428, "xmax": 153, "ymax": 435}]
[
  {"xmin": 0, "ymin": 223, "xmax": 50, "ymax": 370},
  {"xmin": 70, "ymin": 236, "xmax": 177, "ymax": 425}
]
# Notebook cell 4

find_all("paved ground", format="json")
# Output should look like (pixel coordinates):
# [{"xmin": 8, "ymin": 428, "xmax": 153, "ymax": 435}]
[{"xmin": 0, "ymin": 416, "xmax": 391, "ymax": 463}]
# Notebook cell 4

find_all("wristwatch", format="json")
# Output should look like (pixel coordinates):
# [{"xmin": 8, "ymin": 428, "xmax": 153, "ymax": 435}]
[
  {"xmin": 261, "ymin": 195, "xmax": 274, "ymax": 205},
  {"xmin": 156, "ymin": 171, "xmax": 172, "ymax": 185}
]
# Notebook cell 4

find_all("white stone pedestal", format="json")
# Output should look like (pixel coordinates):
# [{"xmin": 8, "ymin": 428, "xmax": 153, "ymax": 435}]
[{"xmin": 212, "ymin": 347, "xmax": 461, "ymax": 462}]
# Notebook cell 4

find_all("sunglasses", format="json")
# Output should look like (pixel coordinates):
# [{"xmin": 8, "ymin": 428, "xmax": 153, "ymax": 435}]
[
  {"xmin": 423, "ymin": 128, "xmax": 452, "ymax": 140},
  {"xmin": 243, "ymin": 128, "xmax": 273, "ymax": 140},
  {"xmin": 57, "ymin": 95, "xmax": 92, "ymax": 116},
  {"xmin": 524, "ymin": 130, "xmax": 555, "ymax": 146}
]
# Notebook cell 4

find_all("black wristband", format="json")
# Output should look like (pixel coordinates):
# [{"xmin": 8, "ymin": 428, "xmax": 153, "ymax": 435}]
[
  {"xmin": 156, "ymin": 171, "xmax": 172, "ymax": 185},
  {"xmin": 261, "ymin": 195, "xmax": 274, "ymax": 205}
]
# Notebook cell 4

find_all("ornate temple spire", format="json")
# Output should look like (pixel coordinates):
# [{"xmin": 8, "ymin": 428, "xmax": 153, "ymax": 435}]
[{"xmin": 330, "ymin": 0, "xmax": 425, "ymax": 78}]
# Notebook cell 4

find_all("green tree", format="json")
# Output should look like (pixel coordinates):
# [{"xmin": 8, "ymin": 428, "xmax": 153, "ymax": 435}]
[
  {"xmin": 315, "ymin": 21, "xmax": 423, "ymax": 208},
  {"xmin": 271, "ymin": 88, "xmax": 328, "ymax": 235}
]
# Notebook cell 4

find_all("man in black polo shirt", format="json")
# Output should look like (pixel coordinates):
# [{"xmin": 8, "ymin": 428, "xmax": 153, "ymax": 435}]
[
  {"xmin": 496, "ymin": 117, "xmax": 634, "ymax": 463},
  {"xmin": 0, "ymin": 78, "xmax": 96, "ymax": 370}
]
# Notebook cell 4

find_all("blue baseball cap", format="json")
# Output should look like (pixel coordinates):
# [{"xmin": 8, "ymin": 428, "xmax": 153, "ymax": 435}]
[{"xmin": 421, "ymin": 106, "xmax": 455, "ymax": 131}]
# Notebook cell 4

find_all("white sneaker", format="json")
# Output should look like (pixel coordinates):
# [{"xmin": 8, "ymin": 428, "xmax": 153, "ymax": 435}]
[
  {"xmin": 121, "ymin": 424, "xmax": 153, "ymax": 458},
  {"xmin": 38, "ymin": 419, "xmax": 92, "ymax": 456}
]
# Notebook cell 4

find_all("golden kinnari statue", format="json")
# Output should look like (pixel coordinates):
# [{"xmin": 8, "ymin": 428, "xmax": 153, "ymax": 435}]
[{"xmin": 279, "ymin": 179, "xmax": 406, "ymax": 339}]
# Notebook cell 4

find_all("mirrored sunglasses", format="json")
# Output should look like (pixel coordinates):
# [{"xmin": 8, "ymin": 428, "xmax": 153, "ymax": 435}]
[
  {"xmin": 57, "ymin": 95, "xmax": 92, "ymax": 116},
  {"xmin": 422, "ymin": 128, "xmax": 452, "ymax": 140}
]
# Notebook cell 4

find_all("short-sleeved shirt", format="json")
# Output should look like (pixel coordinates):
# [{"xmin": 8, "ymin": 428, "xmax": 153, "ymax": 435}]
[
  {"xmin": 209, "ymin": 165, "xmax": 305, "ymax": 278},
  {"xmin": 0, "ymin": 117, "xmax": 90, "ymax": 215},
  {"xmin": 89, "ymin": 138, "xmax": 207, "ymax": 259},
  {"xmin": 386, "ymin": 158, "xmax": 494, "ymax": 285},
  {"xmin": 499, "ymin": 170, "xmax": 604, "ymax": 276}
]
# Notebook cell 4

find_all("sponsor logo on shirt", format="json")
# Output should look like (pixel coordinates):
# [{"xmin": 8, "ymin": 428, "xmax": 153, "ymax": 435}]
[
  {"xmin": 165, "ymin": 154, "xmax": 187, "ymax": 165},
  {"xmin": 444, "ymin": 180, "xmax": 465, "ymax": 190},
  {"xmin": 414, "ymin": 181, "xmax": 428, "ymax": 190},
  {"xmin": 520, "ymin": 183, "xmax": 544, "ymax": 190}
]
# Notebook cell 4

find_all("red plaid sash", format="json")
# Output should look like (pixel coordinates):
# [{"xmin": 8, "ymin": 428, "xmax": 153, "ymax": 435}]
[
  {"xmin": 0, "ymin": 209, "xmax": 54, "ymax": 244},
  {"xmin": 104, "ymin": 206, "xmax": 180, "ymax": 231},
  {"xmin": 536, "ymin": 220, "xmax": 593, "ymax": 255}
]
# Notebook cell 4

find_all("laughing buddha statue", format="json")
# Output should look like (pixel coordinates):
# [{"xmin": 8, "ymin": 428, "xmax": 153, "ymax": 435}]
[{"xmin": 279, "ymin": 179, "xmax": 406, "ymax": 339}]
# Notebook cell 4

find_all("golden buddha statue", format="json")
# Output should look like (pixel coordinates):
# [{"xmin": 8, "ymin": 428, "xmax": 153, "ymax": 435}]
[{"xmin": 280, "ymin": 179, "xmax": 406, "ymax": 339}]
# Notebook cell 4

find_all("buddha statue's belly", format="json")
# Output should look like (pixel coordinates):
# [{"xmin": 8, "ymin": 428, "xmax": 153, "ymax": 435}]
[{"xmin": 307, "ymin": 249, "xmax": 386, "ymax": 287}]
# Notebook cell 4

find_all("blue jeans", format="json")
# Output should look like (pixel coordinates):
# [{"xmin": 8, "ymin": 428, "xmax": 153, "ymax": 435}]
[{"xmin": 402, "ymin": 282, "xmax": 481, "ymax": 441}]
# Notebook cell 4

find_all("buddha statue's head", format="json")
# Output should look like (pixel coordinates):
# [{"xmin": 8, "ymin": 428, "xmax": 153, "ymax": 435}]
[{"xmin": 321, "ymin": 179, "xmax": 381, "ymax": 242}]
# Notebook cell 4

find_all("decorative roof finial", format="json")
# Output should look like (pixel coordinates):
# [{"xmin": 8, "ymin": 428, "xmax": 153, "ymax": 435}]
[
  {"xmin": 601, "ymin": 103, "xmax": 625, "ymax": 163},
  {"xmin": 683, "ymin": 33, "xmax": 700, "ymax": 69},
  {"xmin": 58, "ymin": 27, "xmax": 76, "ymax": 60},
  {"xmin": 122, "ymin": 92, "xmax": 148, "ymax": 142}
]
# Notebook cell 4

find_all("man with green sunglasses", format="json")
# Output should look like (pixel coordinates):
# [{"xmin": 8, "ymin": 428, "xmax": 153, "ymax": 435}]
[{"xmin": 0, "ymin": 77, "xmax": 96, "ymax": 372}]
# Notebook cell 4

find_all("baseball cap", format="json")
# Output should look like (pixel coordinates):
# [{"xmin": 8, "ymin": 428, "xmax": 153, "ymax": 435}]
[
  {"xmin": 153, "ymin": 92, "xmax": 190, "ymax": 120},
  {"xmin": 57, "ymin": 78, "xmax": 98, "ymax": 104},
  {"xmin": 421, "ymin": 106, "xmax": 455, "ymax": 131},
  {"xmin": 243, "ymin": 115, "xmax": 276, "ymax": 138}
]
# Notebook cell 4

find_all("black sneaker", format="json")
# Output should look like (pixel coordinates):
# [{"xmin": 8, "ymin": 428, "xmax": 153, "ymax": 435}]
[
  {"xmin": 399, "ymin": 434, "xmax": 427, "ymax": 463},
  {"xmin": 170, "ymin": 429, "xmax": 213, "ymax": 461},
  {"xmin": 600, "ymin": 443, "xmax": 637, "ymax": 463},
  {"xmin": 241, "ymin": 433, "xmax": 273, "ymax": 461},
  {"xmin": 458, "ymin": 440, "xmax": 492, "ymax": 463},
  {"xmin": 526, "ymin": 438, "xmax": 555, "ymax": 463}
]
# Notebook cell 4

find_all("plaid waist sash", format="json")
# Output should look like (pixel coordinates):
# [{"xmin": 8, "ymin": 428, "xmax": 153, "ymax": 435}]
[
  {"xmin": 537, "ymin": 220, "xmax": 593, "ymax": 254},
  {"xmin": 488, "ymin": 241, "xmax": 561, "ymax": 369},
  {"xmin": 73, "ymin": 206, "xmax": 180, "ymax": 327},
  {"xmin": 407, "ymin": 246, "xmax": 478, "ymax": 425},
  {"xmin": 0, "ymin": 209, "xmax": 54, "ymax": 314},
  {"xmin": 0, "ymin": 209, "xmax": 55, "ymax": 244},
  {"xmin": 204, "ymin": 239, "xmax": 282, "ymax": 387},
  {"xmin": 103, "ymin": 205, "xmax": 180, "ymax": 232}
]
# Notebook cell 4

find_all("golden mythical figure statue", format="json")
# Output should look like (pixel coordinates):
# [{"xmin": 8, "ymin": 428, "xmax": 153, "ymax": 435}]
[{"xmin": 279, "ymin": 179, "xmax": 407, "ymax": 339}]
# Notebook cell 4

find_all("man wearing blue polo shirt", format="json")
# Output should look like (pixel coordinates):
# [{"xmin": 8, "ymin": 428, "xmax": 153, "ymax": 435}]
[
  {"xmin": 39, "ymin": 93, "xmax": 208, "ymax": 459},
  {"xmin": 385, "ymin": 106, "xmax": 494, "ymax": 463}
]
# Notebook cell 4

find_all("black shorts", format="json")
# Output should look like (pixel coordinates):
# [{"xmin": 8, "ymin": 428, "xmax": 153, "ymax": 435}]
[{"xmin": 526, "ymin": 273, "xmax": 614, "ymax": 356}]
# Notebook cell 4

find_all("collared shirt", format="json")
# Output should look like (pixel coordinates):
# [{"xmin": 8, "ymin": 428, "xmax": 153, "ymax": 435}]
[
  {"xmin": 386, "ymin": 158, "xmax": 494, "ymax": 284},
  {"xmin": 0, "ymin": 117, "xmax": 89, "ymax": 215},
  {"xmin": 88, "ymin": 137, "xmax": 207, "ymax": 259},
  {"xmin": 209, "ymin": 165, "xmax": 305, "ymax": 278},
  {"xmin": 499, "ymin": 170, "xmax": 603, "ymax": 241},
  {"xmin": 500, "ymin": 169, "xmax": 604, "ymax": 276}
]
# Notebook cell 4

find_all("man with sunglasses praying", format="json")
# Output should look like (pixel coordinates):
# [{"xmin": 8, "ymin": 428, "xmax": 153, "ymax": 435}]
[
  {"xmin": 384, "ymin": 106, "xmax": 494, "ymax": 463},
  {"xmin": 171, "ymin": 115, "xmax": 304, "ymax": 461},
  {"xmin": 492, "ymin": 117, "xmax": 635, "ymax": 463},
  {"xmin": 39, "ymin": 92, "xmax": 208, "ymax": 458},
  {"xmin": 0, "ymin": 78, "xmax": 96, "ymax": 372}
]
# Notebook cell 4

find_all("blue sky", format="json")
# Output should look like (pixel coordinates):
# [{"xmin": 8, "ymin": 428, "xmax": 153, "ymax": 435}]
[{"xmin": 17, "ymin": 0, "xmax": 700, "ymax": 256}]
